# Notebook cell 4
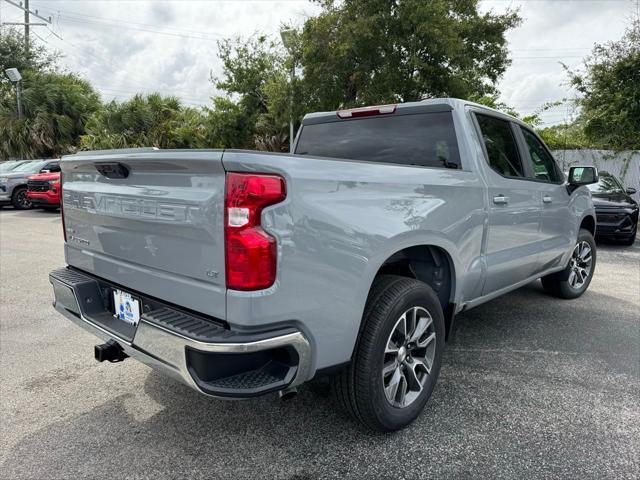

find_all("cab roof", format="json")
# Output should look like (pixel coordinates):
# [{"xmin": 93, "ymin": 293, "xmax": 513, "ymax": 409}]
[{"xmin": 301, "ymin": 97, "xmax": 519, "ymax": 126}]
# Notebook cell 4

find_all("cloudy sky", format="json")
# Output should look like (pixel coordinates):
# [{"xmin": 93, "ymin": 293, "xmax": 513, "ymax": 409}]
[{"xmin": 0, "ymin": 0, "xmax": 635, "ymax": 125}]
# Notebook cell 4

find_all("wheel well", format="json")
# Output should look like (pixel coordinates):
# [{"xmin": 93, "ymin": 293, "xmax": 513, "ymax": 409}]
[
  {"xmin": 580, "ymin": 216, "xmax": 596, "ymax": 236},
  {"xmin": 376, "ymin": 245, "xmax": 456, "ymax": 340}
]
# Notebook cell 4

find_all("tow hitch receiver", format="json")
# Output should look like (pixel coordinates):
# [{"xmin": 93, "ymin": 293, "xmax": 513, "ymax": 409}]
[{"xmin": 94, "ymin": 340, "xmax": 128, "ymax": 363}]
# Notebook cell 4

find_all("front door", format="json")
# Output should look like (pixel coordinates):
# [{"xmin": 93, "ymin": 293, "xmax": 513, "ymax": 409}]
[
  {"xmin": 516, "ymin": 126, "xmax": 573, "ymax": 270},
  {"xmin": 474, "ymin": 113, "xmax": 543, "ymax": 295}
]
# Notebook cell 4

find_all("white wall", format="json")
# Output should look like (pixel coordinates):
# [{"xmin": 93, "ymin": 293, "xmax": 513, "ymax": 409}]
[{"xmin": 553, "ymin": 150, "xmax": 640, "ymax": 202}]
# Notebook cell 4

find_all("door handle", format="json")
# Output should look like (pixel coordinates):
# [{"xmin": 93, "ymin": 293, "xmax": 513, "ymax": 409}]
[
  {"xmin": 493, "ymin": 195, "xmax": 509, "ymax": 205},
  {"xmin": 542, "ymin": 195, "xmax": 553, "ymax": 204}
]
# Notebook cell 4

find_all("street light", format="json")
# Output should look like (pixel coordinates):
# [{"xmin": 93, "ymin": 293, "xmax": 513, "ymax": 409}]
[
  {"xmin": 4, "ymin": 68, "xmax": 23, "ymax": 118},
  {"xmin": 280, "ymin": 28, "xmax": 296, "ymax": 152}
]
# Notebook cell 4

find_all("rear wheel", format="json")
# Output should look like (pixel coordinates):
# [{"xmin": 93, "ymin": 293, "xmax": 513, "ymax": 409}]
[
  {"xmin": 542, "ymin": 229, "xmax": 596, "ymax": 299},
  {"xmin": 11, "ymin": 187, "xmax": 31, "ymax": 210},
  {"xmin": 332, "ymin": 275, "xmax": 445, "ymax": 432}
]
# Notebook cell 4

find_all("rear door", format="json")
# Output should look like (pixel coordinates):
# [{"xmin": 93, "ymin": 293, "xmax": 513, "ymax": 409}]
[
  {"xmin": 474, "ymin": 113, "xmax": 543, "ymax": 295},
  {"xmin": 61, "ymin": 149, "xmax": 227, "ymax": 320},
  {"xmin": 516, "ymin": 126, "xmax": 572, "ymax": 270}
]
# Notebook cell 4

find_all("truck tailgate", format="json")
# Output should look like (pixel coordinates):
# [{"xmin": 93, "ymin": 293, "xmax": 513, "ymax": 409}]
[{"xmin": 61, "ymin": 149, "xmax": 226, "ymax": 320}]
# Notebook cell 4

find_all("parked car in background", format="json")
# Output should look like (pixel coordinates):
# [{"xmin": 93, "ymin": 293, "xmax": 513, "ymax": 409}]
[
  {"xmin": 0, "ymin": 159, "xmax": 60, "ymax": 210},
  {"xmin": 27, "ymin": 171, "xmax": 61, "ymax": 210},
  {"xmin": 0, "ymin": 160, "xmax": 33, "ymax": 174},
  {"xmin": 588, "ymin": 171, "xmax": 638, "ymax": 245},
  {"xmin": 49, "ymin": 98, "xmax": 599, "ymax": 432}
]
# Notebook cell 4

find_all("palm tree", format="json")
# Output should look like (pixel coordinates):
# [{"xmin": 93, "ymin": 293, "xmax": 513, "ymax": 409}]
[
  {"xmin": 0, "ymin": 71, "xmax": 100, "ymax": 159},
  {"xmin": 81, "ymin": 93, "xmax": 208, "ymax": 150}
]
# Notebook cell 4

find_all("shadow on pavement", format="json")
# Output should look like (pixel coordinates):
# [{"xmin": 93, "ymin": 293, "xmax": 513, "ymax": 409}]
[{"xmin": 2, "ymin": 282, "xmax": 638, "ymax": 479}]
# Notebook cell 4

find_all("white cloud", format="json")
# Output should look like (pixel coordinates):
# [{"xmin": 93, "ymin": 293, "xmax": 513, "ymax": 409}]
[
  {"xmin": 3, "ymin": 0, "xmax": 633, "ymax": 124},
  {"xmin": 482, "ymin": 0, "xmax": 631, "ymax": 122}
]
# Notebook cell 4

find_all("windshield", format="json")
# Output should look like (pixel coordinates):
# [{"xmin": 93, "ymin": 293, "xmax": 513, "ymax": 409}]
[
  {"xmin": 587, "ymin": 173, "xmax": 625, "ymax": 195},
  {"xmin": 10, "ymin": 160, "xmax": 49, "ymax": 173},
  {"xmin": 0, "ymin": 161, "xmax": 20, "ymax": 173}
]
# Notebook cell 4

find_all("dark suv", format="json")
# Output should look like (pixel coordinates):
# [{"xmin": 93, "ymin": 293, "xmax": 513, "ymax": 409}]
[{"xmin": 588, "ymin": 171, "xmax": 638, "ymax": 245}]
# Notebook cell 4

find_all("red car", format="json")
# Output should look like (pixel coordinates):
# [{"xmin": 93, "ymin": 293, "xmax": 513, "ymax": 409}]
[{"xmin": 27, "ymin": 171, "xmax": 61, "ymax": 210}]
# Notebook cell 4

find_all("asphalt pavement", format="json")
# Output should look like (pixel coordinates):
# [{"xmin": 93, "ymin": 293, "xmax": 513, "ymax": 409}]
[{"xmin": 1, "ymin": 208, "xmax": 638, "ymax": 479}]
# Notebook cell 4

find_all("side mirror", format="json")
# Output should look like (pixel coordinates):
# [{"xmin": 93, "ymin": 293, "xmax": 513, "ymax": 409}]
[
  {"xmin": 568, "ymin": 166, "xmax": 598, "ymax": 186},
  {"xmin": 626, "ymin": 187, "xmax": 637, "ymax": 195}
]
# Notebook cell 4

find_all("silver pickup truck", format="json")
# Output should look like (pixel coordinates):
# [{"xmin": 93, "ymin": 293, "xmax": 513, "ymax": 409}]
[{"xmin": 49, "ymin": 98, "xmax": 598, "ymax": 431}]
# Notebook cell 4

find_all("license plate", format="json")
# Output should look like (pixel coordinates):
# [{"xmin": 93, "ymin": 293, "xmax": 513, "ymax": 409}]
[{"xmin": 113, "ymin": 289, "xmax": 141, "ymax": 325}]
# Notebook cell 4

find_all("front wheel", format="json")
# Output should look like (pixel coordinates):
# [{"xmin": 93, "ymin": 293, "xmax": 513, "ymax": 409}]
[
  {"xmin": 332, "ymin": 275, "xmax": 445, "ymax": 432},
  {"xmin": 542, "ymin": 228, "xmax": 596, "ymax": 299},
  {"xmin": 11, "ymin": 187, "xmax": 32, "ymax": 210}
]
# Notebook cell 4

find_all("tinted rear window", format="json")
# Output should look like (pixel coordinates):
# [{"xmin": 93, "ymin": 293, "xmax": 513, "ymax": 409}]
[{"xmin": 295, "ymin": 112, "xmax": 460, "ymax": 169}]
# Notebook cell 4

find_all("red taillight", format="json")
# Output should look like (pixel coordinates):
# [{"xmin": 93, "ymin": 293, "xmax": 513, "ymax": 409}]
[
  {"xmin": 337, "ymin": 104, "xmax": 396, "ymax": 118},
  {"xmin": 224, "ymin": 173, "xmax": 286, "ymax": 291},
  {"xmin": 60, "ymin": 171, "xmax": 66, "ymax": 242}
]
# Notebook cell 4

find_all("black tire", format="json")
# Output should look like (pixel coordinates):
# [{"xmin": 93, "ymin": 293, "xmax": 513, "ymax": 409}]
[
  {"xmin": 11, "ymin": 186, "xmax": 32, "ymax": 210},
  {"xmin": 541, "ymin": 228, "xmax": 596, "ymax": 299},
  {"xmin": 332, "ymin": 275, "xmax": 445, "ymax": 432}
]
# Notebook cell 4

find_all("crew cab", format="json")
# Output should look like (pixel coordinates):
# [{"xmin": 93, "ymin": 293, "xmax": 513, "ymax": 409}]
[
  {"xmin": 27, "ymin": 171, "xmax": 61, "ymax": 210},
  {"xmin": 49, "ymin": 98, "xmax": 598, "ymax": 431}
]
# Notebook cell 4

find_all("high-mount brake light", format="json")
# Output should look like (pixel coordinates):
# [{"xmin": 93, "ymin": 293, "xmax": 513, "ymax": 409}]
[
  {"xmin": 224, "ymin": 173, "xmax": 286, "ymax": 291},
  {"xmin": 336, "ymin": 104, "xmax": 397, "ymax": 119}
]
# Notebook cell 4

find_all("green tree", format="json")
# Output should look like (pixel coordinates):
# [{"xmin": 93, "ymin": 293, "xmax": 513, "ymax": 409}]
[
  {"xmin": 0, "ymin": 27, "xmax": 59, "ymax": 93},
  {"xmin": 0, "ymin": 71, "xmax": 100, "ymax": 159},
  {"xmin": 81, "ymin": 93, "xmax": 207, "ymax": 150},
  {"xmin": 536, "ymin": 122, "xmax": 591, "ymax": 150},
  {"xmin": 212, "ymin": 35, "xmax": 292, "ymax": 150},
  {"xmin": 567, "ymin": 21, "xmax": 640, "ymax": 150},
  {"xmin": 213, "ymin": 1, "xmax": 520, "ymax": 151},
  {"xmin": 299, "ymin": 0, "xmax": 520, "ymax": 110},
  {"xmin": 203, "ymin": 97, "xmax": 257, "ymax": 149}
]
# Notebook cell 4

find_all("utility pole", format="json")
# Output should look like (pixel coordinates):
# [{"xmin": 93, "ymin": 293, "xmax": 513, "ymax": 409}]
[
  {"xmin": 24, "ymin": 0, "xmax": 29, "ymax": 50},
  {"xmin": 16, "ymin": 79, "xmax": 23, "ymax": 118},
  {"xmin": 280, "ymin": 28, "xmax": 297, "ymax": 152},
  {"xmin": 2, "ymin": 0, "xmax": 54, "ymax": 51}
]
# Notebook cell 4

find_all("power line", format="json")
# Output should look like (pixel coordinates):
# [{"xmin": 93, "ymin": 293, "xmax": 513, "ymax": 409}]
[
  {"xmin": 45, "ymin": 15, "xmax": 224, "ymax": 41},
  {"xmin": 35, "ymin": 8, "xmax": 226, "ymax": 41},
  {"xmin": 33, "ymin": 31, "xmax": 214, "ymax": 105},
  {"xmin": 2, "ymin": 0, "xmax": 56, "ymax": 49}
]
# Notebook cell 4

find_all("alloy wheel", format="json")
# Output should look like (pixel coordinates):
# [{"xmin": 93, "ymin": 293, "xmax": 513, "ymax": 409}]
[
  {"xmin": 16, "ymin": 189, "xmax": 31, "ymax": 209},
  {"xmin": 568, "ymin": 241, "xmax": 593, "ymax": 289},
  {"xmin": 382, "ymin": 306, "xmax": 436, "ymax": 408}
]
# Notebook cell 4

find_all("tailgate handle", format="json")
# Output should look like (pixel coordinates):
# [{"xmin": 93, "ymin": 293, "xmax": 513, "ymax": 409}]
[{"xmin": 95, "ymin": 162, "xmax": 130, "ymax": 179}]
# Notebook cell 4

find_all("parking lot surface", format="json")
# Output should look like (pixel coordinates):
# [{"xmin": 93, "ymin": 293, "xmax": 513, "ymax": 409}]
[{"xmin": 1, "ymin": 208, "xmax": 639, "ymax": 479}]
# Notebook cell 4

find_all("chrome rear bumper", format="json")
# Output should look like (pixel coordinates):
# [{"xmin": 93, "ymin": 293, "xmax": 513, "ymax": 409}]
[{"xmin": 49, "ymin": 268, "xmax": 312, "ymax": 398}]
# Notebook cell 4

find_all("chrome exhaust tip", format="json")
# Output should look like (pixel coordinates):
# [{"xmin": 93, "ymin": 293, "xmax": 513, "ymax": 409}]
[{"xmin": 278, "ymin": 387, "xmax": 298, "ymax": 401}]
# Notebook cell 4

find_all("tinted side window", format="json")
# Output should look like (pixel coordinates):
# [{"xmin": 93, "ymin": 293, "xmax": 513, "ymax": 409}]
[
  {"xmin": 519, "ymin": 128, "xmax": 560, "ymax": 182},
  {"xmin": 475, "ymin": 114, "xmax": 524, "ymax": 178},
  {"xmin": 295, "ymin": 112, "xmax": 461, "ymax": 169},
  {"xmin": 587, "ymin": 174, "xmax": 624, "ymax": 194},
  {"xmin": 46, "ymin": 163, "xmax": 61, "ymax": 173}
]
